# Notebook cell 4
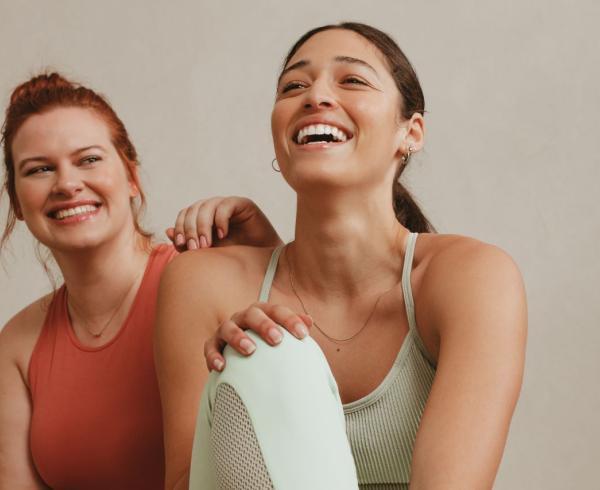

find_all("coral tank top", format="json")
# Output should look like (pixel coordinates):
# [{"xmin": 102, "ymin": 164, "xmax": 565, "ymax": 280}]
[{"xmin": 28, "ymin": 244, "xmax": 177, "ymax": 490}]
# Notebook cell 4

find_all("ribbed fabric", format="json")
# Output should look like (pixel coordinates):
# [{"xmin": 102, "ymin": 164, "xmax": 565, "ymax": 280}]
[
  {"xmin": 259, "ymin": 234, "xmax": 436, "ymax": 488},
  {"xmin": 343, "ymin": 232, "xmax": 436, "ymax": 487},
  {"xmin": 28, "ymin": 244, "xmax": 177, "ymax": 490}
]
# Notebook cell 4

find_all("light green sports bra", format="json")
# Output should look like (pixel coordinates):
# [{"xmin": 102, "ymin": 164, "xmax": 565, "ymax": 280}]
[{"xmin": 259, "ymin": 232, "xmax": 436, "ymax": 489}]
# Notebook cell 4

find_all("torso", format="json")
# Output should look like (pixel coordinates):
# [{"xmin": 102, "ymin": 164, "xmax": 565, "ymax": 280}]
[
  {"xmin": 8, "ymin": 243, "xmax": 176, "ymax": 490},
  {"xmin": 185, "ymin": 233, "xmax": 482, "ymax": 487},
  {"xmin": 253, "ymin": 233, "xmax": 437, "ymax": 487}
]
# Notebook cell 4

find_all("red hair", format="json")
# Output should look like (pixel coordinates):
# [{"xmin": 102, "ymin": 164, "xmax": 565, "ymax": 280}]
[{"xmin": 1, "ymin": 72, "xmax": 151, "ymax": 250}]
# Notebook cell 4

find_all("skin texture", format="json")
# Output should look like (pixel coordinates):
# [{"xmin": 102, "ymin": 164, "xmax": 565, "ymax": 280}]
[
  {"xmin": 156, "ymin": 28, "xmax": 527, "ymax": 490},
  {"xmin": 0, "ymin": 107, "xmax": 280, "ymax": 488}
]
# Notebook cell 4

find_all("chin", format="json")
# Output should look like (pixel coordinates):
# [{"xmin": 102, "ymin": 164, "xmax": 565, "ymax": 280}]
[{"xmin": 285, "ymin": 159, "xmax": 361, "ymax": 189}]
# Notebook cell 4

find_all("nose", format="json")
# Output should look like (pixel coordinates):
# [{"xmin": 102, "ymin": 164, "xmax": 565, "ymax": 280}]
[
  {"xmin": 302, "ymin": 79, "xmax": 337, "ymax": 111},
  {"xmin": 51, "ymin": 165, "xmax": 84, "ymax": 197}
]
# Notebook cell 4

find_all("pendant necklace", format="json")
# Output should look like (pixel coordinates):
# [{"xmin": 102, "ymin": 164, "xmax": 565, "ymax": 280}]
[{"xmin": 67, "ymin": 269, "xmax": 143, "ymax": 338}]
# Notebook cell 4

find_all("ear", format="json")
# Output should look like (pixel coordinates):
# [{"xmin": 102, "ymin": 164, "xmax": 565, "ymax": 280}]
[
  {"xmin": 127, "ymin": 166, "xmax": 140, "ymax": 198},
  {"xmin": 129, "ymin": 181, "xmax": 139, "ymax": 198},
  {"xmin": 394, "ymin": 113, "xmax": 425, "ymax": 160},
  {"xmin": 14, "ymin": 200, "xmax": 24, "ymax": 221}
]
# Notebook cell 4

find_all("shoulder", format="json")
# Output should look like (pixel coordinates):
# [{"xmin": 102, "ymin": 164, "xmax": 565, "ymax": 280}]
[
  {"xmin": 157, "ymin": 246, "xmax": 276, "ymax": 325},
  {"xmin": 0, "ymin": 293, "xmax": 54, "ymax": 380},
  {"xmin": 418, "ymin": 233, "xmax": 522, "ymax": 286},
  {"xmin": 161, "ymin": 245, "xmax": 274, "ymax": 288},
  {"xmin": 414, "ymin": 233, "xmax": 526, "ymax": 342}
]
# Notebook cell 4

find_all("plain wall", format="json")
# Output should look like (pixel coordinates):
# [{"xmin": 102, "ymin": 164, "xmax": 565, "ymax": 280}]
[{"xmin": 1, "ymin": 1, "xmax": 599, "ymax": 488}]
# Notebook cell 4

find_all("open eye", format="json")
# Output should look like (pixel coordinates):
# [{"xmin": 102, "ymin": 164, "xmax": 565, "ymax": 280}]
[{"xmin": 81, "ymin": 155, "xmax": 101, "ymax": 165}]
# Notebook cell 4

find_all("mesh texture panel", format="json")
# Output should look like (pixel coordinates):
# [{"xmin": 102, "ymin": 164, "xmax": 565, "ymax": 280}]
[{"xmin": 211, "ymin": 383, "xmax": 274, "ymax": 489}]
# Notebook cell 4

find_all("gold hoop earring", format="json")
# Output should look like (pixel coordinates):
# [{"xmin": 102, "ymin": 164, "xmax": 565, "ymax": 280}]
[
  {"xmin": 402, "ymin": 146, "xmax": 415, "ymax": 166},
  {"xmin": 271, "ymin": 158, "xmax": 281, "ymax": 172}
]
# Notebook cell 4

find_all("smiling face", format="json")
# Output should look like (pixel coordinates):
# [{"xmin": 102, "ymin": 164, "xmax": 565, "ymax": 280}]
[
  {"xmin": 11, "ymin": 106, "xmax": 139, "ymax": 252},
  {"xmin": 271, "ymin": 28, "xmax": 412, "ymax": 193}
]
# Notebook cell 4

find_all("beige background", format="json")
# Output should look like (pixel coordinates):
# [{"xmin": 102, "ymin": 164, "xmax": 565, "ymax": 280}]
[{"xmin": 1, "ymin": 0, "xmax": 598, "ymax": 487}]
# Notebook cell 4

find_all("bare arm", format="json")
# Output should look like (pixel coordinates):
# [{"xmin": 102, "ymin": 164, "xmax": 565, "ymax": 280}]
[
  {"xmin": 0, "ymin": 309, "xmax": 49, "ymax": 489},
  {"xmin": 154, "ymin": 249, "xmax": 263, "ymax": 490},
  {"xmin": 410, "ymin": 242, "xmax": 527, "ymax": 489}
]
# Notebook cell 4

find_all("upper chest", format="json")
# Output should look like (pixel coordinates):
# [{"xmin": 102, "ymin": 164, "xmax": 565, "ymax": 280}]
[{"xmin": 314, "ymin": 301, "xmax": 410, "ymax": 404}]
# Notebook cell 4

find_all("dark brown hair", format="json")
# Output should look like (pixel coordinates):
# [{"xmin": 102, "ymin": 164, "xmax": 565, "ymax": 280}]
[
  {"xmin": 1, "ymin": 72, "xmax": 152, "ymax": 251},
  {"xmin": 282, "ymin": 22, "xmax": 435, "ymax": 233}
]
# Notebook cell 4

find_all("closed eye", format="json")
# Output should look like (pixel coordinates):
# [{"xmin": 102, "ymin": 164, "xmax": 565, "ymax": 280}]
[
  {"xmin": 281, "ymin": 81, "xmax": 307, "ymax": 94},
  {"xmin": 342, "ymin": 76, "xmax": 369, "ymax": 86},
  {"xmin": 26, "ymin": 165, "xmax": 53, "ymax": 176}
]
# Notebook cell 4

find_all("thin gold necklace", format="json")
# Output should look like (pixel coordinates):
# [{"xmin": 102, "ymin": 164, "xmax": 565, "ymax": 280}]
[
  {"xmin": 285, "ymin": 245, "xmax": 396, "ymax": 351},
  {"xmin": 67, "ymin": 269, "xmax": 143, "ymax": 338}
]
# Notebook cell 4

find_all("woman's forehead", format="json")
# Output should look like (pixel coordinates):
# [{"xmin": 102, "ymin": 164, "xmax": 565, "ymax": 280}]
[
  {"xmin": 286, "ymin": 29, "xmax": 389, "ymax": 73},
  {"xmin": 12, "ymin": 107, "xmax": 112, "ymax": 156}
]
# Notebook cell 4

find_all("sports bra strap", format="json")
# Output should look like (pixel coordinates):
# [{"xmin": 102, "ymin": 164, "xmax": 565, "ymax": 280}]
[
  {"xmin": 401, "ymin": 232, "xmax": 436, "ymax": 367},
  {"xmin": 401, "ymin": 232, "xmax": 418, "ymax": 334},
  {"xmin": 258, "ymin": 245, "xmax": 285, "ymax": 302}
]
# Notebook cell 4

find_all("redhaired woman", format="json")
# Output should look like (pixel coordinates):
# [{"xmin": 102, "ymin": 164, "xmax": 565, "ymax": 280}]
[{"xmin": 0, "ymin": 73, "xmax": 279, "ymax": 489}]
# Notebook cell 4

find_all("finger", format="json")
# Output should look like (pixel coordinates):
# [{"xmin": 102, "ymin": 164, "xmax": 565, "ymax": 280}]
[
  {"xmin": 173, "ymin": 209, "xmax": 188, "ymax": 250},
  {"xmin": 233, "ymin": 302, "xmax": 309, "ymax": 340},
  {"xmin": 194, "ymin": 197, "xmax": 225, "ymax": 248},
  {"xmin": 165, "ymin": 227, "xmax": 175, "ymax": 241},
  {"xmin": 266, "ymin": 303, "xmax": 310, "ymax": 339},
  {"xmin": 230, "ymin": 305, "xmax": 283, "ymax": 346},
  {"xmin": 182, "ymin": 205, "xmax": 203, "ymax": 250},
  {"xmin": 218, "ymin": 319, "xmax": 256, "ymax": 355},
  {"xmin": 213, "ymin": 196, "xmax": 252, "ymax": 240},
  {"xmin": 299, "ymin": 313, "xmax": 313, "ymax": 329},
  {"xmin": 204, "ymin": 335, "xmax": 226, "ymax": 372}
]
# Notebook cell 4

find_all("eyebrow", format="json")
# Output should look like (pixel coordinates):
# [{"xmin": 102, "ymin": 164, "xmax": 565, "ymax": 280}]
[
  {"xmin": 278, "ymin": 56, "xmax": 379, "ymax": 84},
  {"xmin": 18, "ymin": 145, "xmax": 107, "ymax": 170}
]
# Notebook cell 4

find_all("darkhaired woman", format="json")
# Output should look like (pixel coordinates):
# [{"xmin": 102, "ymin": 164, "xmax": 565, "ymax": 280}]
[
  {"xmin": 156, "ymin": 23, "xmax": 527, "ymax": 489},
  {"xmin": 0, "ymin": 73, "xmax": 280, "ymax": 489}
]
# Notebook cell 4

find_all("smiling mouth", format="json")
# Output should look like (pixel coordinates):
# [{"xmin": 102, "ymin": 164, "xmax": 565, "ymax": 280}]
[
  {"xmin": 294, "ymin": 124, "xmax": 351, "ymax": 145},
  {"xmin": 50, "ymin": 204, "xmax": 100, "ymax": 220}
]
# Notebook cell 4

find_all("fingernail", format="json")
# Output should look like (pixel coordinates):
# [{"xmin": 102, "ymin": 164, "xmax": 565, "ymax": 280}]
[
  {"xmin": 294, "ymin": 323, "xmax": 308, "ymax": 339},
  {"xmin": 214, "ymin": 359, "xmax": 224, "ymax": 371},
  {"xmin": 199, "ymin": 235, "xmax": 209, "ymax": 248},
  {"xmin": 187, "ymin": 239, "xmax": 198, "ymax": 250},
  {"xmin": 176, "ymin": 234, "xmax": 185, "ymax": 246},
  {"xmin": 217, "ymin": 228, "xmax": 225, "ymax": 240},
  {"xmin": 240, "ymin": 338, "xmax": 256, "ymax": 355},
  {"xmin": 267, "ymin": 327, "xmax": 283, "ymax": 344}
]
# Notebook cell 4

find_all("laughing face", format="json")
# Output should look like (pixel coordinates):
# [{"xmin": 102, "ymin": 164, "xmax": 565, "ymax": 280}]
[
  {"xmin": 11, "ymin": 106, "xmax": 138, "ymax": 253},
  {"xmin": 271, "ymin": 28, "xmax": 410, "ymax": 193}
]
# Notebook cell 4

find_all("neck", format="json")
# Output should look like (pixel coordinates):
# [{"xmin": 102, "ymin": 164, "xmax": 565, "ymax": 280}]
[
  {"xmin": 289, "ymin": 188, "xmax": 409, "ymax": 300},
  {"xmin": 52, "ymin": 229, "xmax": 150, "ymax": 321}
]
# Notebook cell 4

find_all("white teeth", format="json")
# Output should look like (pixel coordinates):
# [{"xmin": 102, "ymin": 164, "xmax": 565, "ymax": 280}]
[
  {"xmin": 295, "ymin": 124, "xmax": 350, "ymax": 144},
  {"xmin": 54, "ymin": 204, "xmax": 98, "ymax": 220}
]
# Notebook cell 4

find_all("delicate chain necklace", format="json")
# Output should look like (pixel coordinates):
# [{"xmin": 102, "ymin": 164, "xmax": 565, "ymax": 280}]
[
  {"xmin": 67, "ymin": 269, "xmax": 143, "ymax": 338},
  {"xmin": 285, "ymin": 245, "xmax": 396, "ymax": 350}
]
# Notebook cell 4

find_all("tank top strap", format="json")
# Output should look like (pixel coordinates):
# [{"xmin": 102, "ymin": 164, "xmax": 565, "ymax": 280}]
[
  {"xmin": 257, "ymin": 245, "xmax": 285, "ymax": 302},
  {"xmin": 401, "ymin": 232, "xmax": 436, "ymax": 367}
]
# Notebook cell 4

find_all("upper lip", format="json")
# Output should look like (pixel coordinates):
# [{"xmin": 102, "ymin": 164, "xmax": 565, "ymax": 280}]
[
  {"xmin": 46, "ymin": 200, "xmax": 102, "ymax": 216},
  {"xmin": 291, "ymin": 117, "xmax": 354, "ymax": 143}
]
